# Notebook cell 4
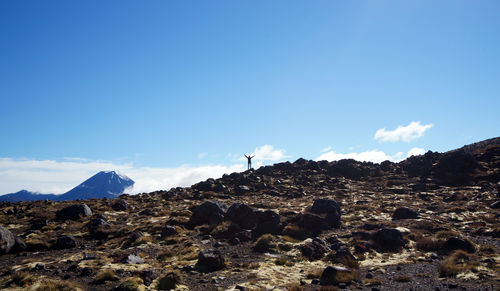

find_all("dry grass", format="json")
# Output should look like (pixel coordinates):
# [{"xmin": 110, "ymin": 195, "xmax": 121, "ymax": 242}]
[
  {"xmin": 364, "ymin": 278, "xmax": 382, "ymax": 286},
  {"xmin": 115, "ymin": 277, "xmax": 144, "ymax": 291},
  {"xmin": 1, "ymin": 271, "xmax": 35, "ymax": 288},
  {"xmin": 435, "ymin": 230, "xmax": 460, "ymax": 239},
  {"xmin": 36, "ymin": 279, "xmax": 83, "ymax": 291},
  {"xmin": 92, "ymin": 269, "xmax": 119, "ymax": 284},
  {"xmin": 439, "ymin": 250, "xmax": 478, "ymax": 277}
]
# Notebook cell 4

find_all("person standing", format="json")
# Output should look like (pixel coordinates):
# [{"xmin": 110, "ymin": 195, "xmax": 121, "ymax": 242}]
[{"xmin": 244, "ymin": 154, "xmax": 255, "ymax": 170}]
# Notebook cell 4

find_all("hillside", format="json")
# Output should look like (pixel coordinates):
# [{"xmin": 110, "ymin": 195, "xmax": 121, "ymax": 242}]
[{"xmin": 0, "ymin": 138, "xmax": 499, "ymax": 290}]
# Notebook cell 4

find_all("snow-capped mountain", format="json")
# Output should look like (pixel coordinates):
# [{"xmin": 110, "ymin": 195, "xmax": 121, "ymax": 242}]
[{"xmin": 0, "ymin": 171, "xmax": 135, "ymax": 202}]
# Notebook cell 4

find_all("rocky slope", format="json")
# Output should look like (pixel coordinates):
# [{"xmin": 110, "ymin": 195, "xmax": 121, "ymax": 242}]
[{"xmin": 0, "ymin": 138, "xmax": 499, "ymax": 291}]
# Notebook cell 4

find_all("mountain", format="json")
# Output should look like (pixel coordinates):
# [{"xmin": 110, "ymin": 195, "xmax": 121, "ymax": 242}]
[
  {"xmin": 0, "ymin": 171, "xmax": 134, "ymax": 202},
  {"xmin": 0, "ymin": 190, "xmax": 59, "ymax": 203},
  {"xmin": 58, "ymin": 171, "xmax": 134, "ymax": 201}
]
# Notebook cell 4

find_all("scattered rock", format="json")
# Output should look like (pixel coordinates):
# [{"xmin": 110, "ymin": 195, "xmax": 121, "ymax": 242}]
[
  {"xmin": 225, "ymin": 203, "xmax": 257, "ymax": 229},
  {"xmin": 0, "ymin": 225, "xmax": 15, "ymax": 254},
  {"xmin": 53, "ymin": 235, "xmax": 77, "ymax": 250},
  {"xmin": 158, "ymin": 271, "xmax": 182, "ymax": 290},
  {"xmin": 188, "ymin": 200, "xmax": 228, "ymax": 226},
  {"xmin": 196, "ymin": 249, "xmax": 225, "ymax": 272},
  {"xmin": 56, "ymin": 204, "xmax": 92, "ymax": 221},
  {"xmin": 112, "ymin": 199, "xmax": 130, "ymax": 211},
  {"xmin": 442, "ymin": 237, "xmax": 476, "ymax": 253},
  {"xmin": 320, "ymin": 265, "xmax": 354, "ymax": 285},
  {"xmin": 300, "ymin": 239, "xmax": 328, "ymax": 261},
  {"xmin": 162, "ymin": 225, "xmax": 178, "ymax": 237},
  {"xmin": 253, "ymin": 210, "xmax": 281, "ymax": 236},
  {"xmin": 490, "ymin": 200, "xmax": 500, "ymax": 209},
  {"xmin": 372, "ymin": 228, "xmax": 406, "ymax": 252},
  {"xmin": 392, "ymin": 207, "xmax": 419, "ymax": 220}
]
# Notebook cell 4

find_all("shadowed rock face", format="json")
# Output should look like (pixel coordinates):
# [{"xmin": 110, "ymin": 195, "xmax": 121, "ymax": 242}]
[{"xmin": 0, "ymin": 137, "xmax": 499, "ymax": 290}]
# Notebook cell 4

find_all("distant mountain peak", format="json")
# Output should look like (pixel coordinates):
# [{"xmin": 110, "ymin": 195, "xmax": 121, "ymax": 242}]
[{"xmin": 0, "ymin": 170, "xmax": 135, "ymax": 202}]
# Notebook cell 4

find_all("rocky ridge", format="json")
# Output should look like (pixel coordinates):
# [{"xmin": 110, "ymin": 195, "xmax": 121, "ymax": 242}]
[{"xmin": 0, "ymin": 138, "xmax": 499, "ymax": 290}]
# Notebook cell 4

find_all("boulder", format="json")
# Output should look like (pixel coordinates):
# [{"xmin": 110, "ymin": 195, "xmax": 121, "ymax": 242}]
[
  {"xmin": 111, "ymin": 199, "xmax": 130, "ymax": 211},
  {"xmin": 225, "ymin": 203, "xmax": 257, "ymax": 229},
  {"xmin": 295, "ymin": 213, "xmax": 328, "ymax": 236},
  {"xmin": 311, "ymin": 199, "xmax": 341, "ymax": 214},
  {"xmin": 12, "ymin": 236, "xmax": 27, "ymax": 253},
  {"xmin": 196, "ymin": 249, "xmax": 225, "ymax": 272},
  {"xmin": 56, "ymin": 204, "xmax": 92, "ymax": 221},
  {"xmin": 0, "ymin": 225, "xmax": 15, "ymax": 254},
  {"xmin": 158, "ymin": 271, "xmax": 182, "ymax": 290},
  {"xmin": 299, "ymin": 239, "xmax": 328, "ymax": 261},
  {"xmin": 372, "ymin": 228, "xmax": 405, "ymax": 252},
  {"xmin": 30, "ymin": 218, "xmax": 48, "ymax": 230},
  {"xmin": 53, "ymin": 235, "xmax": 77, "ymax": 250},
  {"xmin": 161, "ymin": 225, "xmax": 178, "ymax": 237},
  {"xmin": 253, "ymin": 210, "xmax": 281, "ymax": 236},
  {"xmin": 392, "ymin": 207, "xmax": 419, "ymax": 220},
  {"xmin": 442, "ymin": 237, "xmax": 476, "ymax": 253},
  {"xmin": 320, "ymin": 266, "xmax": 354, "ymax": 285},
  {"xmin": 188, "ymin": 200, "xmax": 228, "ymax": 227}
]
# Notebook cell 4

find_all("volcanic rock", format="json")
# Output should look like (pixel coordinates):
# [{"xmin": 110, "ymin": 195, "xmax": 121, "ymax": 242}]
[
  {"xmin": 320, "ymin": 265, "xmax": 354, "ymax": 285},
  {"xmin": 188, "ymin": 200, "xmax": 228, "ymax": 227},
  {"xmin": 392, "ymin": 207, "xmax": 419, "ymax": 220},
  {"xmin": 56, "ymin": 204, "xmax": 92, "ymax": 221},
  {"xmin": 0, "ymin": 225, "xmax": 15, "ymax": 254},
  {"xmin": 196, "ymin": 249, "xmax": 225, "ymax": 272},
  {"xmin": 225, "ymin": 203, "xmax": 258, "ymax": 229},
  {"xmin": 372, "ymin": 228, "xmax": 406, "ymax": 252}
]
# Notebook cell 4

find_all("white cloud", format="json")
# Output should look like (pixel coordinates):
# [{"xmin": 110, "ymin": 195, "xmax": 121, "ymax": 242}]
[
  {"xmin": 407, "ymin": 147, "xmax": 426, "ymax": 157},
  {"xmin": 238, "ymin": 145, "xmax": 290, "ymax": 162},
  {"xmin": 316, "ymin": 150, "xmax": 393, "ymax": 164},
  {"xmin": 316, "ymin": 147, "xmax": 427, "ymax": 163},
  {"xmin": 197, "ymin": 153, "xmax": 207, "ymax": 159},
  {"xmin": 321, "ymin": 146, "xmax": 332, "ymax": 153},
  {"xmin": 374, "ymin": 121, "xmax": 434, "ymax": 142},
  {"xmin": 0, "ymin": 157, "xmax": 245, "ymax": 195}
]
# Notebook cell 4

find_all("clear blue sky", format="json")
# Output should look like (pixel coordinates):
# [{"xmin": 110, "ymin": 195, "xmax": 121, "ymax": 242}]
[{"xmin": 1, "ymin": 0, "xmax": 499, "ymax": 172}]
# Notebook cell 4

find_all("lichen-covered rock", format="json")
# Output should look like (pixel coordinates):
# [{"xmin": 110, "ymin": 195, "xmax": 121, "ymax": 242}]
[{"xmin": 0, "ymin": 225, "xmax": 15, "ymax": 254}]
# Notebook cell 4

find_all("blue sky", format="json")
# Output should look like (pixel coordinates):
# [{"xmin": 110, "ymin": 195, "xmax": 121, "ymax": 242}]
[{"xmin": 0, "ymin": 1, "xmax": 499, "ymax": 194}]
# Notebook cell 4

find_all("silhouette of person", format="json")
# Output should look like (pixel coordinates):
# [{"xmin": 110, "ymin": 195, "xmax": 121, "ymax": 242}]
[{"xmin": 244, "ymin": 154, "xmax": 255, "ymax": 170}]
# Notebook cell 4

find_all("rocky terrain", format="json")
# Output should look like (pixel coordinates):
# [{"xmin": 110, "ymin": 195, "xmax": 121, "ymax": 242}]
[{"xmin": 0, "ymin": 138, "xmax": 499, "ymax": 291}]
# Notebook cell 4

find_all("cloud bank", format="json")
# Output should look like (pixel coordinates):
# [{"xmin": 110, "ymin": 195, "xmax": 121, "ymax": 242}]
[
  {"xmin": 374, "ymin": 121, "xmax": 434, "ymax": 142},
  {"xmin": 316, "ymin": 147, "xmax": 426, "ymax": 163},
  {"xmin": 0, "ymin": 157, "xmax": 245, "ymax": 195}
]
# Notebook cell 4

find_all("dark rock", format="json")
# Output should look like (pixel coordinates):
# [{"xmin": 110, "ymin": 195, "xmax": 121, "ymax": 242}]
[
  {"xmin": 158, "ymin": 271, "xmax": 182, "ymax": 290},
  {"xmin": 225, "ymin": 203, "xmax": 258, "ymax": 229},
  {"xmin": 53, "ymin": 235, "xmax": 77, "ymax": 250},
  {"xmin": 295, "ymin": 213, "xmax": 328, "ymax": 236},
  {"xmin": 162, "ymin": 225, "xmax": 178, "ymax": 237},
  {"xmin": 300, "ymin": 239, "xmax": 328, "ymax": 261},
  {"xmin": 12, "ymin": 236, "xmax": 27, "ymax": 253},
  {"xmin": 434, "ymin": 151, "xmax": 479, "ymax": 185},
  {"xmin": 123, "ymin": 254, "xmax": 144, "ymax": 264},
  {"xmin": 490, "ymin": 200, "xmax": 500, "ymax": 209},
  {"xmin": 235, "ymin": 185, "xmax": 251, "ymax": 195},
  {"xmin": 392, "ymin": 207, "xmax": 419, "ymax": 220},
  {"xmin": 253, "ymin": 210, "xmax": 281, "ymax": 236},
  {"xmin": 111, "ymin": 199, "xmax": 130, "ymax": 211},
  {"xmin": 56, "ymin": 204, "xmax": 92, "ymax": 221},
  {"xmin": 196, "ymin": 249, "xmax": 225, "ymax": 272},
  {"xmin": 442, "ymin": 237, "xmax": 476, "ymax": 253},
  {"xmin": 311, "ymin": 199, "xmax": 341, "ymax": 214},
  {"xmin": 188, "ymin": 200, "xmax": 228, "ymax": 226},
  {"xmin": 372, "ymin": 228, "xmax": 406, "ymax": 252},
  {"xmin": 141, "ymin": 270, "xmax": 157, "ymax": 286},
  {"xmin": 320, "ymin": 265, "xmax": 353, "ymax": 285},
  {"xmin": 0, "ymin": 225, "xmax": 15, "ymax": 254},
  {"xmin": 30, "ymin": 218, "xmax": 48, "ymax": 230},
  {"xmin": 32, "ymin": 263, "xmax": 45, "ymax": 271},
  {"xmin": 128, "ymin": 231, "xmax": 144, "ymax": 241},
  {"xmin": 80, "ymin": 267, "xmax": 93, "ymax": 276}
]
